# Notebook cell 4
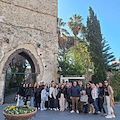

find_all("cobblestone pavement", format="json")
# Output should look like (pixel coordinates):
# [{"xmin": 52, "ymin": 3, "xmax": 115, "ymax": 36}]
[{"xmin": 0, "ymin": 104, "xmax": 120, "ymax": 120}]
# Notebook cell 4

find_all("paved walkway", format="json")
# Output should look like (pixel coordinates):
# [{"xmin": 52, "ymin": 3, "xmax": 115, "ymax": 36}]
[
  {"xmin": 5, "ymin": 92, "xmax": 17, "ymax": 103},
  {"xmin": 1, "ymin": 104, "xmax": 120, "ymax": 120}
]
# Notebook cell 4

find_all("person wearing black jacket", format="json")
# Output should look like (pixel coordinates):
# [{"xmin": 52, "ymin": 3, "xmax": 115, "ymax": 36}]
[
  {"xmin": 22, "ymin": 84, "xmax": 27, "ymax": 105},
  {"xmin": 34, "ymin": 84, "xmax": 41, "ymax": 110},
  {"xmin": 78, "ymin": 80, "xmax": 85, "ymax": 95},
  {"xmin": 58, "ymin": 84, "xmax": 66, "ymax": 111},
  {"xmin": 17, "ymin": 83, "xmax": 25, "ymax": 97},
  {"xmin": 98, "ymin": 82, "xmax": 106, "ymax": 115},
  {"xmin": 86, "ymin": 83, "xmax": 95, "ymax": 114},
  {"xmin": 70, "ymin": 81, "xmax": 80, "ymax": 114},
  {"xmin": 63, "ymin": 82, "xmax": 68, "ymax": 110},
  {"xmin": 25, "ymin": 84, "xmax": 32, "ymax": 105},
  {"xmin": 67, "ymin": 83, "xmax": 72, "ymax": 110},
  {"xmin": 17, "ymin": 83, "xmax": 25, "ymax": 106},
  {"xmin": 29, "ymin": 84, "xmax": 34, "ymax": 107}
]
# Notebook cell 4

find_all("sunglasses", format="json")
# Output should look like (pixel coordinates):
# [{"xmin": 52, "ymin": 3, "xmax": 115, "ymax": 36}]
[{"xmin": 104, "ymin": 81, "xmax": 108, "ymax": 83}]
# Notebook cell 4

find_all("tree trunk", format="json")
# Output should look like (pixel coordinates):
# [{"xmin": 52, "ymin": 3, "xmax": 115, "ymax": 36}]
[{"xmin": 74, "ymin": 35, "xmax": 77, "ymax": 49}]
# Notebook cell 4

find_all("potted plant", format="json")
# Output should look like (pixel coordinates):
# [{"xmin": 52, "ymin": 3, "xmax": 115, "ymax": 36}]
[{"xmin": 3, "ymin": 105, "xmax": 37, "ymax": 120}]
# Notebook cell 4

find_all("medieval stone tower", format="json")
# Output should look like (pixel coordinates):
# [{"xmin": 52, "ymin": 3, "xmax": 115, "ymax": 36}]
[{"xmin": 0, "ymin": 0, "xmax": 58, "ymax": 104}]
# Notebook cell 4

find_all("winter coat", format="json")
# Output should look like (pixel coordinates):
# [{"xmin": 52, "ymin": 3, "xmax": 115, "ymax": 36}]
[
  {"xmin": 49, "ymin": 87, "xmax": 54, "ymax": 98},
  {"xmin": 41, "ymin": 89, "xmax": 47, "ymax": 99},
  {"xmin": 98, "ymin": 87, "xmax": 104, "ymax": 99},
  {"xmin": 17, "ymin": 87, "xmax": 25, "ymax": 97},
  {"xmin": 53, "ymin": 88, "xmax": 59, "ymax": 99},
  {"xmin": 58, "ymin": 88, "xmax": 66, "ymax": 98},
  {"xmin": 70, "ymin": 85, "xmax": 80, "ymax": 98},
  {"xmin": 104, "ymin": 85, "xmax": 115, "ymax": 107},
  {"xmin": 86, "ymin": 87, "xmax": 93, "ymax": 103}
]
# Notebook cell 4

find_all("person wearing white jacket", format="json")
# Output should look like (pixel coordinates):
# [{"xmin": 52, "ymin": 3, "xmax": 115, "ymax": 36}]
[
  {"xmin": 41, "ymin": 86, "xmax": 47, "ymax": 111},
  {"xmin": 91, "ymin": 84, "xmax": 98, "ymax": 114}
]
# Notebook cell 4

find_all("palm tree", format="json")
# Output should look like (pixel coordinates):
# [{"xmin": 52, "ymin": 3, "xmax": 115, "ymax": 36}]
[
  {"xmin": 57, "ymin": 18, "xmax": 69, "ymax": 47},
  {"xmin": 68, "ymin": 14, "xmax": 84, "ymax": 48}
]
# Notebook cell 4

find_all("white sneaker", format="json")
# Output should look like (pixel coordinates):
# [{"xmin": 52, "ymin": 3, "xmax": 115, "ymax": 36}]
[
  {"xmin": 53, "ymin": 108, "xmax": 57, "ymax": 111},
  {"xmin": 43, "ymin": 108, "xmax": 47, "ymax": 110},
  {"xmin": 41, "ymin": 109, "xmax": 44, "ymax": 111},
  {"xmin": 105, "ymin": 115, "xmax": 112, "ymax": 118},
  {"xmin": 56, "ymin": 108, "xmax": 59, "ymax": 111},
  {"xmin": 70, "ymin": 110, "xmax": 75, "ymax": 113},
  {"xmin": 76, "ymin": 110, "xmax": 79, "ymax": 114},
  {"xmin": 50, "ymin": 108, "xmax": 53, "ymax": 110},
  {"xmin": 98, "ymin": 111, "xmax": 101, "ymax": 113},
  {"xmin": 111, "ymin": 114, "xmax": 116, "ymax": 118}
]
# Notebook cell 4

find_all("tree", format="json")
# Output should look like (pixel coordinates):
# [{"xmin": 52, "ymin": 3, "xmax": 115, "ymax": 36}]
[
  {"xmin": 58, "ymin": 38, "xmax": 93, "ymax": 76},
  {"xmin": 110, "ymin": 71, "xmax": 120, "ymax": 101},
  {"xmin": 68, "ymin": 14, "xmax": 84, "ymax": 48},
  {"xmin": 86, "ymin": 7, "xmax": 107, "ymax": 83},
  {"xmin": 102, "ymin": 39, "xmax": 115, "ymax": 71},
  {"xmin": 57, "ymin": 18, "xmax": 69, "ymax": 47}
]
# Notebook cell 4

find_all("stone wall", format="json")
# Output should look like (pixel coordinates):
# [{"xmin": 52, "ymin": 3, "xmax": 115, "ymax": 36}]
[{"xmin": 0, "ymin": 0, "xmax": 58, "ymax": 104}]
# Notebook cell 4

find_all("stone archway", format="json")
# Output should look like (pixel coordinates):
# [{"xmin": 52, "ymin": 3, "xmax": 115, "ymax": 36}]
[
  {"xmin": 2, "ymin": 48, "xmax": 40, "ymax": 74},
  {"xmin": 2, "ymin": 48, "xmax": 41, "ymax": 103}
]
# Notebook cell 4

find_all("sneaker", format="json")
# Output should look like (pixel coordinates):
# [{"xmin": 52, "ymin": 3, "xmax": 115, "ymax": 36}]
[
  {"xmin": 41, "ymin": 109, "xmax": 44, "ymax": 111},
  {"xmin": 50, "ymin": 108, "xmax": 53, "ymax": 110},
  {"xmin": 98, "ymin": 111, "xmax": 101, "ymax": 113},
  {"xmin": 111, "ymin": 114, "xmax": 116, "ymax": 118},
  {"xmin": 43, "ymin": 108, "xmax": 47, "ymax": 110},
  {"xmin": 56, "ymin": 108, "xmax": 59, "ymax": 111},
  {"xmin": 102, "ymin": 113, "xmax": 107, "ymax": 116},
  {"xmin": 53, "ymin": 108, "xmax": 57, "ymax": 111},
  {"xmin": 105, "ymin": 115, "xmax": 112, "ymax": 119},
  {"xmin": 76, "ymin": 110, "xmax": 79, "ymax": 114},
  {"xmin": 70, "ymin": 110, "xmax": 75, "ymax": 113}
]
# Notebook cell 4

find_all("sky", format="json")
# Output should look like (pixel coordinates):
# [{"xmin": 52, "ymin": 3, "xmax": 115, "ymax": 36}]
[{"xmin": 58, "ymin": 0, "xmax": 120, "ymax": 60}]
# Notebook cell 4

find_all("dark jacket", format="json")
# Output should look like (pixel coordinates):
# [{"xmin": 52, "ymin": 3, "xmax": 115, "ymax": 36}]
[
  {"xmin": 25, "ymin": 87, "xmax": 31, "ymax": 96},
  {"xmin": 17, "ymin": 87, "xmax": 25, "ymax": 97},
  {"xmin": 58, "ymin": 88, "xmax": 66, "ymax": 98},
  {"xmin": 98, "ymin": 87, "xmax": 104, "ymax": 99},
  {"xmin": 67, "ymin": 87, "xmax": 71, "ymax": 99},
  {"xmin": 35, "ymin": 88, "xmax": 41, "ymax": 103},
  {"xmin": 70, "ymin": 85, "xmax": 80, "ymax": 98},
  {"xmin": 79, "ymin": 85, "xmax": 85, "ymax": 91},
  {"xmin": 86, "ymin": 87, "xmax": 93, "ymax": 103},
  {"xmin": 29, "ymin": 87, "xmax": 34, "ymax": 97}
]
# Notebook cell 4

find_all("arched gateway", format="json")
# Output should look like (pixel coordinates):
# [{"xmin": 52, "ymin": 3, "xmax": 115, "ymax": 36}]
[
  {"xmin": 3, "ymin": 48, "xmax": 41, "ymax": 103},
  {"xmin": 0, "ymin": 0, "xmax": 58, "ymax": 104}
]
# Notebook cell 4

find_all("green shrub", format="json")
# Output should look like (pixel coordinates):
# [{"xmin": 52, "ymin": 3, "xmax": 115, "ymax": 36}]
[{"xmin": 3, "ymin": 106, "xmax": 35, "ymax": 115}]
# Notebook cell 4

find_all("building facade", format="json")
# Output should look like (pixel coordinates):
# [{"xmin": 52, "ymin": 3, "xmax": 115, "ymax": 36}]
[{"xmin": 0, "ymin": 0, "xmax": 58, "ymax": 104}]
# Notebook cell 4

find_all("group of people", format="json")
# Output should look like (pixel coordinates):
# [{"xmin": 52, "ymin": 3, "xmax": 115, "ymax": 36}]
[{"xmin": 17, "ymin": 80, "xmax": 115, "ymax": 119}]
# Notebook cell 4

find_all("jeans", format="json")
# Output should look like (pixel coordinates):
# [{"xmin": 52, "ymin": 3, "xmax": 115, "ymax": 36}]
[
  {"xmin": 92, "ymin": 98, "xmax": 98, "ymax": 113},
  {"xmin": 30, "ymin": 97, "xmax": 34, "ymax": 107},
  {"xmin": 83, "ymin": 104, "xmax": 88, "ymax": 113},
  {"xmin": 20, "ymin": 99, "xmax": 24, "ymax": 106},
  {"xmin": 41, "ymin": 97, "xmax": 46, "ymax": 110}
]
